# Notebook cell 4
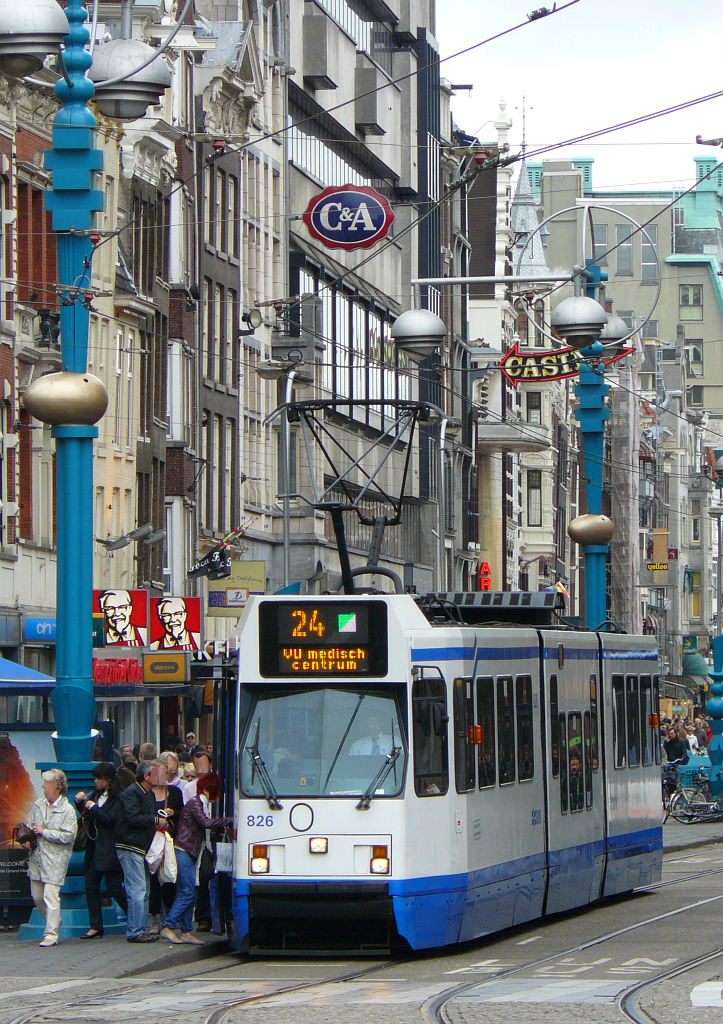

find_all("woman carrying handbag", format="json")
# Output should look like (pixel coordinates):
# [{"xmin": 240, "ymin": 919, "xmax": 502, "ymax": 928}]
[
  {"xmin": 75, "ymin": 762, "xmax": 128, "ymax": 939},
  {"xmin": 147, "ymin": 758, "xmax": 182, "ymax": 933},
  {"xmin": 160, "ymin": 773, "xmax": 231, "ymax": 945}
]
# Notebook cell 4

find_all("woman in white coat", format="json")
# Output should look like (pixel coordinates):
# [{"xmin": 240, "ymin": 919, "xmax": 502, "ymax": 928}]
[{"xmin": 25, "ymin": 769, "xmax": 77, "ymax": 947}]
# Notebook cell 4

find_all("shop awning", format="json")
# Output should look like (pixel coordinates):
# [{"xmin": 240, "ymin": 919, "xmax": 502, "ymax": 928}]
[{"xmin": 0, "ymin": 659, "xmax": 55, "ymax": 695}]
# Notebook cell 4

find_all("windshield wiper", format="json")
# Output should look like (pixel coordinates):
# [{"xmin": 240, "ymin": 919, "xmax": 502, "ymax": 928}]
[
  {"xmin": 322, "ymin": 694, "xmax": 365, "ymax": 793},
  {"xmin": 356, "ymin": 746, "xmax": 402, "ymax": 810},
  {"xmin": 246, "ymin": 720, "xmax": 283, "ymax": 810}
]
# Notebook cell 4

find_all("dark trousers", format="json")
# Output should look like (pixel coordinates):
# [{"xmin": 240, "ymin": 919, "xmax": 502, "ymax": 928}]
[
  {"xmin": 149, "ymin": 871, "xmax": 177, "ymax": 919},
  {"xmin": 85, "ymin": 863, "xmax": 127, "ymax": 933},
  {"xmin": 195, "ymin": 875, "xmax": 211, "ymax": 925}
]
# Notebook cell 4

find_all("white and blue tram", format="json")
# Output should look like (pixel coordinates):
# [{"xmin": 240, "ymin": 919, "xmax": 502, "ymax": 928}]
[{"xmin": 227, "ymin": 591, "xmax": 662, "ymax": 953}]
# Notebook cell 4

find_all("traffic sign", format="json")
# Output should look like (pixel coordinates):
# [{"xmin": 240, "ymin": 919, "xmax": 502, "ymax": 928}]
[{"xmin": 302, "ymin": 185, "xmax": 394, "ymax": 251}]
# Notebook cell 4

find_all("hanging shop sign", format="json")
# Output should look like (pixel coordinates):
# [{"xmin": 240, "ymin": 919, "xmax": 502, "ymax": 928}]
[
  {"xmin": 499, "ymin": 341, "xmax": 634, "ymax": 388},
  {"xmin": 302, "ymin": 185, "xmax": 394, "ymax": 251}
]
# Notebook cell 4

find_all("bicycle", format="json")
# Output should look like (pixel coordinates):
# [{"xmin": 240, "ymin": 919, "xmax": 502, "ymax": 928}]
[{"xmin": 665, "ymin": 767, "xmax": 716, "ymax": 823}]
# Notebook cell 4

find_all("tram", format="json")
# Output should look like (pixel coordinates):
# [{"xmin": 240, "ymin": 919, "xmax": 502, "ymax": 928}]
[{"xmin": 226, "ymin": 590, "xmax": 662, "ymax": 953}]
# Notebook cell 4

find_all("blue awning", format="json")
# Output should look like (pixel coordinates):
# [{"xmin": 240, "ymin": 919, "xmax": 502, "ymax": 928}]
[{"xmin": 0, "ymin": 659, "xmax": 55, "ymax": 694}]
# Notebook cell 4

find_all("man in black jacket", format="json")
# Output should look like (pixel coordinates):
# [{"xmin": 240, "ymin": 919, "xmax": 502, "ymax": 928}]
[{"xmin": 115, "ymin": 761, "xmax": 167, "ymax": 942}]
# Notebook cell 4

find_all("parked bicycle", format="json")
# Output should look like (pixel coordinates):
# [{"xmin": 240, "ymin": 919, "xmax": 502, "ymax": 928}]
[{"xmin": 664, "ymin": 764, "xmax": 717, "ymax": 823}]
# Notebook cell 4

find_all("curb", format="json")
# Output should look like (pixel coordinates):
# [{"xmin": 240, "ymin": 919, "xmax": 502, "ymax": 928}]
[
  {"xmin": 664, "ymin": 833, "xmax": 723, "ymax": 855},
  {"xmin": 121, "ymin": 937, "xmax": 231, "ymax": 976}
]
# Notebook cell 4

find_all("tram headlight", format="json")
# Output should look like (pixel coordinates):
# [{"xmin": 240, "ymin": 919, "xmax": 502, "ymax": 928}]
[
  {"xmin": 309, "ymin": 837, "xmax": 328, "ymax": 854},
  {"xmin": 370, "ymin": 845, "xmax": 389, "ymax": 874},
  {"xmin": 250, "ymin": 844, "xmax": 269, "ymax": 874}
]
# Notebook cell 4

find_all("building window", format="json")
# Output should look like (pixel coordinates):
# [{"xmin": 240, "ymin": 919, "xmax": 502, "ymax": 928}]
[
  {"xmin": 641, "ymin": 224, "xmax": 658, "ymax": 281},
  {"xmin": 618, "ymin": 310, "xmax": 634, "ymax": 329},
  {"xmin": 680, "ymin": 284, "xmax": 703, "ymax": 321},
  {"xmin": 527, "ymin": 469, "xmax": 542, "ymax": 527},
  {"xmin": 592, "ymin": 223, "xmax": 607, "ymax": 266},
  {"xmin": 526, "ymin": 391, "xmax": 542, "ymax": 424},
  {"xmin": 642, "ymin": 320, "xmax": 658, "ymax": 338},
  {"xmin": 616, "ymin": 225, "xmax": 632, "ymax": 275},
  {"xmin": 691, "ymin": 570, "xmax": 702, "ymax": 620},
  {"xmin": 687, "ymin": 342, "xmax": 703, "ymax": 375},
  {"xmin": 688, "ymin": 385, "xmax": 703, "ymax": 407},
  {"xmin": 691, "ymin": 499, "xmax": 701, "ymax": 544}
]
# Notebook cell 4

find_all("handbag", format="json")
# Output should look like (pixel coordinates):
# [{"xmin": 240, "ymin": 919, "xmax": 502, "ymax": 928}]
[
  {"xmin": 12, "ymin": 823, "xmax": 37, "ymax": 850},
  {"xmin": 145, "ymin": 830, "xmax": 166, "ymax": 874},
  {"xmin": 158, "ymin": 832, "xmax": 177, "ymax": 884},
  {"xmin": 74, "ymin": 818, "xmax": 88, "ymax": 852},
  {"xmin": 199, "ymin": 846, "xmax": 215, "ymax": 887}
]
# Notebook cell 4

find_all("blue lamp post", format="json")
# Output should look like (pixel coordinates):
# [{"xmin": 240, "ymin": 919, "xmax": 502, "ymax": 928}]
[
  {"xmin": 552, "ymin": 274, "xmax": 615, "ymax": 630},
  {"xmin": 4, "ymin": 0, "xmax": 169, "ymax": 938}
]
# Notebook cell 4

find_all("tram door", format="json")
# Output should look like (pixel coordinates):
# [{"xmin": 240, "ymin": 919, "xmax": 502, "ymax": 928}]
[{"xmin": 541, "ymin": 633, "xmax": 605, "ymax": 916}]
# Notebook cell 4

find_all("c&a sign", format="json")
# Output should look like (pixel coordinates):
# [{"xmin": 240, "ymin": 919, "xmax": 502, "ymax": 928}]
[{"xmin": 303, "ymin": 185, "xmax": 394, "ymax": 251}]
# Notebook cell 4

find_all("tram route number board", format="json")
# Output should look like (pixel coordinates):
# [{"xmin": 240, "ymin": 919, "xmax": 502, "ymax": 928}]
[{"xmin": 258, "ymin": 601, "xmax": 388, "ymax": 678}]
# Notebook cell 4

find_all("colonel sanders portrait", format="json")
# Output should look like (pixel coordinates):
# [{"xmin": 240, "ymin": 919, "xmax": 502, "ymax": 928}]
[
  {"xmin": 98, "ymin": 590, "xmax": 146, "ymax": 647},
  {"xmin": 150, "ymin": 597, "xmax": 200, "ymax": 651}
]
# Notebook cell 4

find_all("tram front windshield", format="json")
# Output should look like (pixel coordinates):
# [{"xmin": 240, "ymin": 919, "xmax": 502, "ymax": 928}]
[{"xmin": 240, "ymin": 688, "xmax": 406, "ymax": 799}]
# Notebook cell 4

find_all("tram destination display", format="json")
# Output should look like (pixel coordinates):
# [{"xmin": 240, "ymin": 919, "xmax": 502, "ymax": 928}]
[{"xmin": 258, "ymin": 601, "xmax": 388, "ymax": 677}]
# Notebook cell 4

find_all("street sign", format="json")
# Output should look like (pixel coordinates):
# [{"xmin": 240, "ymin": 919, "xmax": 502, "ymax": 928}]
[
  {"xmin": 499, "ymin": 341, "xmax": 634, "ymax": 388},
  {"xmin": 302, "ymin": 185, "xmax": 394, "ymax": 251},
  {"xmin": 143, "ymin": 652, "xmax": 189, "ymax": 683}
]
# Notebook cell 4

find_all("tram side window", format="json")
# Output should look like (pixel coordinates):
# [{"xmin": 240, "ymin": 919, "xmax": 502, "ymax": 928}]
[
  {"xmin": 550, "ymin": 675, "xmax": 560, "ymax": 778},
  {"xmin": 516, "ymin": 675, "xmax": 534, "ymax": 781},
  {"xmin": 627, "ymin": 675, "xmax": 640, "ymax": 767},
  {"xmin": 612, "ymin": 674, "xmax": 626, "ymax": 768},
  {"xmin": 653, "ymin": 675, "xmax": 662, "ymax": 764},
  {"xmin": 412, "ymin": 673, "xmax": 449, "ymax": 797},
  {"xmin": 568, "ymin": 712, "xmax": 584, "ymax": 812},
  {"xmin": 559, "ymin": 711, "xmax": 568, "ymax": 813},
  {"xmin": 640, "ymin": 675, "xmax": 653, "ymax": 766},
  {"xmin": 453, "ymin": 677, "xmax": 476, "ymax": 793},
  {"xmin": 583, "ymin": 711, "xmax": 593, "ymax": 809},
  {"xmin": 476, "ymin": 676, "xmax": 496, "ymax": 789},
  {"xmin": 589, "ymin": 675, "xmax": 599, "ymax": 772},
  {"xmin": 497, "ymin": 676, "xmax": 516, "ymax": 784}
]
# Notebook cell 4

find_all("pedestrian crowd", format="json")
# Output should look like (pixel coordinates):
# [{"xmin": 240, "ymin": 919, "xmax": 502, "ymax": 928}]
[
  {"xmin": 17, "ymin": 732, "xmax": 231, "ymax": 948},
  {"xmin": 661, "ymin": 714, "xmax": 712, "ymax": 764}
]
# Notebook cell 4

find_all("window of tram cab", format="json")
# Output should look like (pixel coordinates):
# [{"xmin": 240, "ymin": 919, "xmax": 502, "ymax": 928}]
[
  {"xmin": 476, "ymin": 676, "xmax": 496, "ymax": 789},
  {"xmin": 496, "ymin": 676, "xmax": 516, "ymax": 785},
  {"xmin": 550, "ymin": 675, "xmax": 560, "ymax": 778},
  {"xmin": 626, "ymin": 675, "xmax": 641, "ymax": 767},
  {"xmin": 412, "ymin": 671, "xmax": 449, "ymax": 797},
  {"xmin": 516, "ymin": 675, "xmax": 534, "ymax": 781},
  {"xmin": 453, "ymin": 677, "xmax": 476, "ymax": 793},
  {"xmin": 567, "ymin": 712, "xmax": 584, "ymax": 812},
  {"xmin": 612, "ymin": 674, "xmax": 626, "ymax": 768},
  {"xmin": 640, "ymin": 675, "xmax": 654, "ymax": 766}
]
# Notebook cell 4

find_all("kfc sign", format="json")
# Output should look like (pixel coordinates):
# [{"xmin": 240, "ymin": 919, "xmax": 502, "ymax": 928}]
[{"xmin": 302, "ymin": 185, "xmax": 394, "ymax": 251}]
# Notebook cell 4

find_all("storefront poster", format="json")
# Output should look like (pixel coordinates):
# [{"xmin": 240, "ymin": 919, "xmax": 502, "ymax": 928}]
[
  {"xmin": 207, "ymin": 561, "xmax": 266, "ymax": 617},
  {"xmin": 149, "ymin": 597, "xmax": 201, "ymax": 651},
  {"xmin": 0, "ymin": 730, "xmax": 55, "ymax": 900},
  {"xmin": 93, "ymin": 589, "xmax": 148, "ymax": 647}
]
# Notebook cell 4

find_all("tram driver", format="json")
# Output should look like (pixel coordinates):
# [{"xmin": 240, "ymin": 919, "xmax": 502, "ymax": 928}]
[{"xmin": 349, "ymin": 712, "xmax": 393, "ymax": 756}]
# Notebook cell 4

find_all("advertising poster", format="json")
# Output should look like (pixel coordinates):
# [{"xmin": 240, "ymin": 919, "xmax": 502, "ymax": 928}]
[
  {"xmin": 93, "ymin": 589, "xmax": 148, "ymax": 647},
  {"xmin": 0, "ymin": 730, "xmax": 55, "ymax": 901},
  {"xmin": 148, "ymin": 597, "xmax": 201, "ymax": 651},
  {"xmin": 207, "ymin": 561, "xmax": 266, "ymax": 617}
]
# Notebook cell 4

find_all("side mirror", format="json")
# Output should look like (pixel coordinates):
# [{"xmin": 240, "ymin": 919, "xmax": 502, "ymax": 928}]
[{"xmin": 432, "ymin": 702, "xmax": 449, "ymax": 736}]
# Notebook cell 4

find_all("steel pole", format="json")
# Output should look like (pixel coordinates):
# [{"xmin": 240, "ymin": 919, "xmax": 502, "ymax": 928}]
[
  {"xmin": 438, "ymin": 418, "xmax": 448, "ymax": 592},
  {"xmin": 281, "ymin": 371, "xmax": 297, "ymax": 587}
]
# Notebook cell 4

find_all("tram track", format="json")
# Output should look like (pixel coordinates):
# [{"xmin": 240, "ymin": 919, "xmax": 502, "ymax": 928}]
[
  {"xmin": 422, "ymin": 891, "xmax": 723, "ymax": 1024},
  {"xmin": 8, "ymin": 863, "xmax": 723, "ymax": 1024}
]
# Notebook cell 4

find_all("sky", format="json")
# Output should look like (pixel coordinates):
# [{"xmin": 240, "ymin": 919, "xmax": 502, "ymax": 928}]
[{"xmin": 436, "ymin": 0, "xmax": 723, "ymax": 194}]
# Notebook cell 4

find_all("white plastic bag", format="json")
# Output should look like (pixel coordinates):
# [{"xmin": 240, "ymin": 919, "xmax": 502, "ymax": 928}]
[
  {"xmin": 158, "ymin": 832, "xmax": 177, "ymax": 884},
  {"xmin": 145, "ymin": 830, "xmax": 165, "ymax": 874},
  {"xmin": 215, "ymin": 841, "xmax": 233, "ymax": 873}
]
